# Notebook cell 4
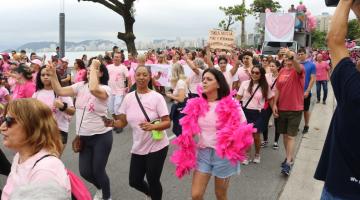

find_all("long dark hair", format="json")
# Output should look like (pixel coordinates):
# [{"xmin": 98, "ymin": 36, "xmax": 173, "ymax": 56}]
[
  {"xmin": 202, "ymin": 68, "xmax": 230, "ymax": 100},
  {"xmin": 75, "ymin": 59, "xmax": 86, "ymax": 70},
  {"xmin": 36, "ymin": 66, "xmax": 61, "ymax": 91},
  {"xmin": 84, "ymin": 57, "xmax": 109, "ymax": 85},
  {"xmin": 247, "ymin": 66, "xmax": 269, "ymax": 99}
]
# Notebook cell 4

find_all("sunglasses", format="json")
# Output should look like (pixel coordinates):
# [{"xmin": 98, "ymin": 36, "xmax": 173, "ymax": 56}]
[
  {"xmin": 251, "ymin": 71, "xmax": 260, "ymax": 75},
  {"xmin": 1, "ymin": 116, "xmax": 16, "ymax": 128}
]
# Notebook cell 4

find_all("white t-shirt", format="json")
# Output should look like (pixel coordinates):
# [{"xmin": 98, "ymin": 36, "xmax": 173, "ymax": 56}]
[
  {"xmin": 107, "ymin": 64, "xmax": 129, "ymax": 96},
  {"xmin": 1, "ymin": 150, "xmax": 71, "ymax": 200},
  {"xmin": 71, "ymin": 82, "xmax": 112, "ymax": 136},
  {"xmin": 237, "ymin": 80, "xmax": 274, "ymax": 110},
  {"xmin": 119, "ymin": 91, "xmax": 169, "ymax": 155},
  {"xmin": 172, "ymin": 79, "xmax": 188, "ymax": 102},
  {"xmin": 33, "ymin": 89, "xmax": 74, "ymax": 133},
  {"xmin": 187, "ymin": 69, "xmax": 203, "ymax": 94},
  {"xmin": 215, "ymin": 64, "xmax": 239, "ymax": 82}
]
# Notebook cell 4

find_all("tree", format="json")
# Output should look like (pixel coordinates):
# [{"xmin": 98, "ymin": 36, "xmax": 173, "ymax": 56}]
[
  {"xmin": 311, "ymin": 30, "xmax": 327, "ymax": 49},
  {"xmin": 218, "ymin": 2, "xmax": 251, "ymax": 47},
  {"xmin": 78, "ymin": 0, "xmax": 138, "ymax": 55},
  {"xmin": 347, "ymin": 19, "xmax": 360, "ymax": 40},
  {"xmin": 218, "ymin": 15, "xmax": 235, "ymax": 31},
  {"xmin": 250, "ymin": 0, "xmax": 282, "ymax": 15}
]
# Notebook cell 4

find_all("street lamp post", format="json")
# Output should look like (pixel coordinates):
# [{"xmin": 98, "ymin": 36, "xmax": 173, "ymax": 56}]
[{"xmin": 59, "ymin": 0, "xmax": 65, "ymax": 58}]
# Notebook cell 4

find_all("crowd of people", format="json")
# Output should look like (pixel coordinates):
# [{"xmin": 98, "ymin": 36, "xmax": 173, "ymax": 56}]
[{"xmin": 0, "ymin": 43, "xmax": 335, "ymax": 200}]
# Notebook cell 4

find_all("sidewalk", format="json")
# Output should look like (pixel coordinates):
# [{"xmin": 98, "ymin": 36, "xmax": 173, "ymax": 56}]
[{"xmin": 279, "ymin": 87, "xmax": 335, "ymax": 200}]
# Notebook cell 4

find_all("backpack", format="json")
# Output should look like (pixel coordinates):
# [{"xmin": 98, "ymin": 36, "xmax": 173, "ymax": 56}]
[{"xmin": 33, "ymin": 155, "xmax": 92, "ymax": 200}]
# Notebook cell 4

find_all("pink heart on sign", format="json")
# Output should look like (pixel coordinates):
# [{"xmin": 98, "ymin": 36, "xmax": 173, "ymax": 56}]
[{"xmin": 266, "ymin": 14, "xmax": 295, "ymax": 39}]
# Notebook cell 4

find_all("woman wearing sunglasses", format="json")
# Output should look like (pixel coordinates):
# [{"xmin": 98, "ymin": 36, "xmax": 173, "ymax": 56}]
[
  {"xmin": 236, "ymin": 66, "xmax": 274, "ymax": 164},
  {"xmin": 0, "ymin": 99, "xmax": 71, "ymax": 200}
]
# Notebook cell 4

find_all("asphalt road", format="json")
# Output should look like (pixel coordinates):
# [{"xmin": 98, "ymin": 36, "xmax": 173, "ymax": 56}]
[{"xmin": 0, "ymin": 101, "xmax": 310, "ymax": 200}]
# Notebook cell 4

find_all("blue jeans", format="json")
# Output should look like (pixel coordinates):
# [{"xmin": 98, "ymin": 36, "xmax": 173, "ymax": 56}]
[
  {"xmin": 321, "ymin": 187, "xmax": 347, "ymax": 200},
  {"xmin": 316, "ymin": 80, "xmax": 328, "ymax": 102}
]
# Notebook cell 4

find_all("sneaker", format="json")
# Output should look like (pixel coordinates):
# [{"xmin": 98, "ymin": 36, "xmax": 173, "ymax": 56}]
[
  {"xmin": 260, "ymin": 141, "xmax": 269, "ymax": 148},
  {"xmin": 281, "ymin": 158, "xmax": 287, "ymax": 168},
  {"xmin": 323, "ymin": 101, "xmax": 326, "ymax": 105},
  {"xmin": 316, "ymin": 100, "xmax": 320, "ymax": 104},
  {"xmin": 281, "ymin": 162, "xmax": 292, "ymax": 176},
  {"xmin": 241, "ymin": 159, "xmax": 249, "ymax": 165},
  {"xmin": 93, "ymin": 189, "xmax": 102, "ymax": 200},
  {"xmin": 272, "ymin": 142, "xmax": 279, "ymax": 150},
  {"xmin": 302, "ymin": 126, "xmax": 309, "ymax": 134},
  {"xmin": 253, "ymin": 155, "xmax": 261, "ymax": 164}
]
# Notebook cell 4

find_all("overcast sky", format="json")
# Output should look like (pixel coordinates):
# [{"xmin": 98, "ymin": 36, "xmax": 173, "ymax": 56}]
[{"xmin": 0, "ymin": 0, "xmax": 338, "ymax": 51}]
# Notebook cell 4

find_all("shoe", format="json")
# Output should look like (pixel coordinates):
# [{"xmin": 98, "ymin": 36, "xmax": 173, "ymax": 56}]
[
  {"xmin": 316, "ymin": 100, "xmax": 320, "ymax": 103},
  {"xmin": 93, "ymin": 189, "xmax": 102, "ymax": 200},
  {"xmin": 260, "ymin": 141, "xmax": 269, "ymax": 148},
  {"xmin": 253, "ymin": 155, "xmax": 261, "ymax": 164},
  {"xmin": 322, "ymin": 101, "xmax": 326, "ymax": 105},
  {"xmin": 302, "ymin": 126, "xmax": 309, "ymax": 134},
  {"xmin": 281, "ymin": 158, "xmax": 287, "ymax": 168},
  {"xmin": 281, "ymin": 162, "xmax": 293, "ymax": 176},
  {"xmin": 241, "ymin": 159, "xmax": 249, "ymax": 165},
  {"xmin": 272, "ymin": 142, "xmax": 279, "ymax": 150}
]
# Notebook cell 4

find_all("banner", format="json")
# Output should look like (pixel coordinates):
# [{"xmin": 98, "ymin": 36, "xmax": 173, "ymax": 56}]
[
  {"xmin": 148, "ymin": 64, "xmax": 171, "ymax": 87},
  {"xmin": 265, "ymin": 13, "xmax": 295, "ymax": 42},
  {"xmin": 208, "ymin": 30, "xmax": 235, "ymax": 50}
]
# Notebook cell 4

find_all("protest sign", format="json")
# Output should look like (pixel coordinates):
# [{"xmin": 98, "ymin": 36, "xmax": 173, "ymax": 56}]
[
  {"xmin": 208, "ymin": 30, "xmax": 235, "ymax": 50},
  {"xmin": 148, "ymin": 64, "xmax": 171, "ymax": 87}
]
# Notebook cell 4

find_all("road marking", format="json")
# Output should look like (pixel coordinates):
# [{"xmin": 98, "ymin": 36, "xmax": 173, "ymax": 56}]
[{"xmin": 168, "ymin": 134, "xmax": 176, "ymax": 140}]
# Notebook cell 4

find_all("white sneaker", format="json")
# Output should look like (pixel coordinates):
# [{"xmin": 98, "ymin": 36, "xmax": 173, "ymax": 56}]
[
  {"xmin": 241, "ymin": 159, "xmax": 249, "ymax": 165},
  {"xmin": 93, "ymin": 189, "xmax": 102, "ymax": 200},
  {"xmin": 253, "ymin": 155, "xmax": 261, "ymax": 164}
]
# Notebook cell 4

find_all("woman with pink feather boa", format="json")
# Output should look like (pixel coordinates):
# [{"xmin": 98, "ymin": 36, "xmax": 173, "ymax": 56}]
[{"xmin": 171, "ymin": 67, "xmax": 255, "ymax": 200}]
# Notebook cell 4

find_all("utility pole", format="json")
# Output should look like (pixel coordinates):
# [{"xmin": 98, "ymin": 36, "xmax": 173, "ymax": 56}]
[
  {"xmin": 59, "ymin": 0, "xmax": 65, "ymax": 58},
  {"xmin": 241, "ymin": 0, "xmax": 246, "ymax": 48}
]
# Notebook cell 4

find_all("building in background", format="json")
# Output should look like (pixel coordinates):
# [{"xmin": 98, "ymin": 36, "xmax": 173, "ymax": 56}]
[{"xmin": 316, "ymin": 12, "xmax": 332, "ymax": 32}]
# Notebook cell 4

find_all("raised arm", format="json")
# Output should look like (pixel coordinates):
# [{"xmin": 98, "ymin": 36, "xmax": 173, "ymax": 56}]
[
  {"xmin": 89, "ymin": 59, "xmax": 108, "ymax": 101},
  {"xmin": 327, "ymin": 0, "xmax": 353, "ymax": 67},
  {"xmin": 46, "ymin": 62, "xmax": 75, "ymax": 97}
]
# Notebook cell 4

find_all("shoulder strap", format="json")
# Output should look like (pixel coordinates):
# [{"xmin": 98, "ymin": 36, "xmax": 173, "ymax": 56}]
[
  {"xmin": 243, "ymin": 84, "xmax": 261, "ymax": 109},
  {"xmin": 271, "ymin": 78, "xmax": 278, "ymax": 90},
  {"xmin": 32, "ymin": 154, "xmax": 56, "ymax": 169},
  {"xmin": 135, "ymin": 92, "xmax": 150, "ymax": 122}
]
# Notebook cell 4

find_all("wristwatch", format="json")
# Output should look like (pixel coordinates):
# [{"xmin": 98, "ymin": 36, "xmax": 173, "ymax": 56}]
[{"xmin": 59, "ymin": 102, "xmax": 68, "ymax": 112}]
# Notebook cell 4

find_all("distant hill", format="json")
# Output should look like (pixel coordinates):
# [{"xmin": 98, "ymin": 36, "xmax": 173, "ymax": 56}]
[{"xmin": 7, "ymin": 40, "xmax": 122, "ymax": 52}]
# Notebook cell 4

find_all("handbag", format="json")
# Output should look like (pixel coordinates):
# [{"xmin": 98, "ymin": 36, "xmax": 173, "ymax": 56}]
[
  {"xmin": 72, "ymin": 104, "xmax": 86, "ymax": 153},
  {"xmin": 135, "ymin": 91, "xmax": 164, "ymax": 140}
]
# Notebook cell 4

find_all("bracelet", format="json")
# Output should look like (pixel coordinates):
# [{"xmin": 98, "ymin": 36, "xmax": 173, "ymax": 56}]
[{"xmin": 59, "ymin": 102, "xmax": 68, "ymax": 112}]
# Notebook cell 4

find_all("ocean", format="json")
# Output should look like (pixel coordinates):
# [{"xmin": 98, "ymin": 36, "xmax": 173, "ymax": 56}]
[{"xmin": 36, "ymin": 50, "xmax": 147, "ymax": 68}]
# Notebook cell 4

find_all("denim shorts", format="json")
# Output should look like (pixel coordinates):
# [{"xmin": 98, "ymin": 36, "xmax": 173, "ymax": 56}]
[
  {"xmin": 108, "ymin": 94, "xmax": 124, "ymax": 115},
  {"xmin": 196, "ymin": 147, "xmax": 239, "ymax": 178},
  {"xmin": 321, "ymin": 187, "xmax": 347, "ymax": 200}
]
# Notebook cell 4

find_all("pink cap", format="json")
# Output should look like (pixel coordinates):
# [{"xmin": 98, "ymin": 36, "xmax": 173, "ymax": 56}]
[{"xmin": 31, "ymin": 59, "xmax": 42, "ymax": 66}]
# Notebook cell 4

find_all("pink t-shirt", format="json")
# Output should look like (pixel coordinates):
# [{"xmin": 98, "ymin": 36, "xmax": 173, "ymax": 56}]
[
  {"xmin": 296, "ymin": 4, "xmax": 307, "ymax": 12},
  {"xmin": 12, "ymin": 80, "xmax": 36, "ymax": 99},
  {"xmin": 71, "ymin": 82, "xmax": 112, "ymax": 136},
  {"xmin": 1, "ymin": 61, "xmax": 11, "ymax": 73},
  {"xmin": 237, "ymin": 67, "xmax": 251, "ymax": 88},
  {"xmin": 74, "ymin": 69, "xmax": 87, "ymax": 83},
  {"xmin": 32, "ymin": 89, "xmax": 74, "ymax": 132},
  {"xmin": 118, "ymin": 91, "xmax": 169, "ymax": 155},
  {"xmin": 129, "ymin": 63, "xmax": 138, "ymax": 85},
  {"xmin": 0, "ymin": 86, "xmax": 10, "ymax": 105},
  {"xmin": 107, "ymin": 64, "xmax": 129, "ymax": 96},
  {"xmin": 32, "ymin": 72, "xmax": 38, "ymax": 83},
  {"xmin": 266, "ymin": 73, "xmax": 278, "ymax": 93},
  {"xmin": 1, "ymin": 149, "xmax": 71, "ymax": 200},
  {"xmin": 222, "ymin": 71, "xmax": 234, "ymax": 90},
  {"xmin": 276, "ymin": 66, "xmax": 305, "ymax": 111},
  {"xmin": 198, "ymin": 101, "xmax": 247, "ymax": 149},
  {"xmin": 237, "ymin": 80, "xmax": 274, "ymax": 110},
  {"xmin": 316, "ymin": 61, "xmax": 330, "ymax": 81}
]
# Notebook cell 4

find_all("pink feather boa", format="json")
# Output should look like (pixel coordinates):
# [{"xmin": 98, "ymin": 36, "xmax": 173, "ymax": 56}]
[{"xmin": 170, "ymin": 92, "xmax": 256, "ymax": 179}]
